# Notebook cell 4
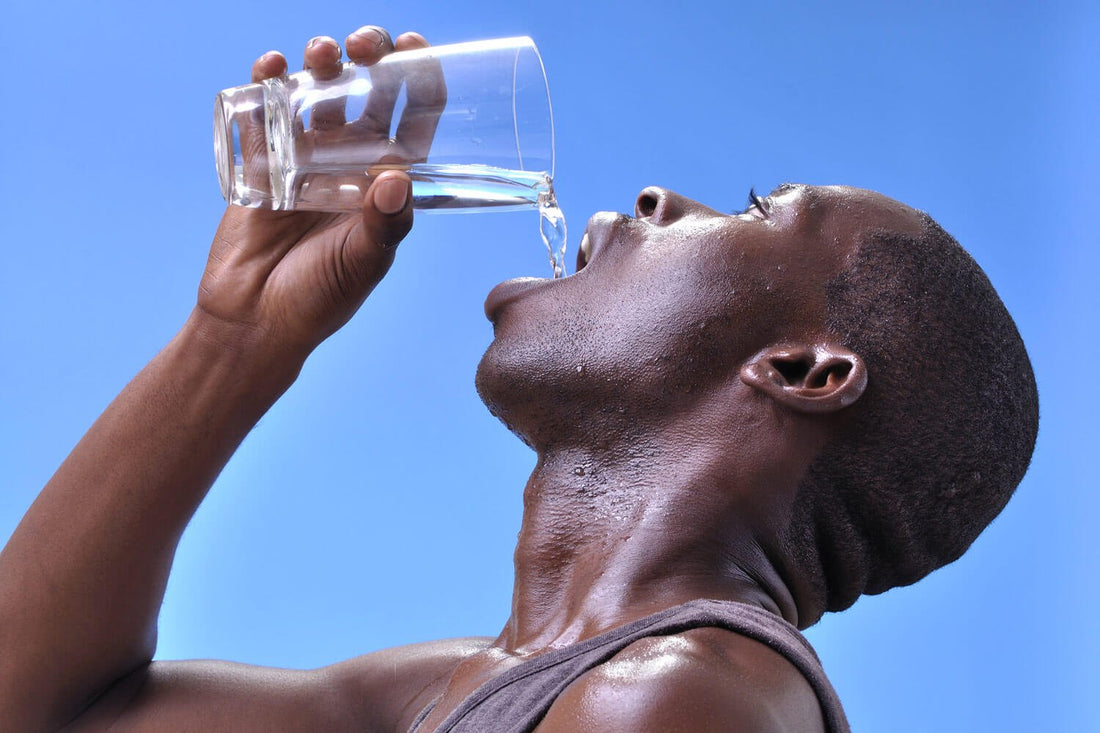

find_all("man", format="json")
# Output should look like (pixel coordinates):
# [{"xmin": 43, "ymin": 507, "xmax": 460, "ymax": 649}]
[{"xmin": 0, "ymin": 25, "xmax": 1037, "ymax": 733}]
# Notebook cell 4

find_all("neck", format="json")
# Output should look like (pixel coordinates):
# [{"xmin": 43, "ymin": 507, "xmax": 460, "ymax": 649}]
[{"xmin": 497, "ymin": 424, "xmax": 800, "ymax": 654}]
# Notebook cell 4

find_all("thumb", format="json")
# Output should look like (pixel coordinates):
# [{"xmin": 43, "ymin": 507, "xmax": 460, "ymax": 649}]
[{"xmin": 362, "ymin": 171, "xmax": 414, "ymax": 250}]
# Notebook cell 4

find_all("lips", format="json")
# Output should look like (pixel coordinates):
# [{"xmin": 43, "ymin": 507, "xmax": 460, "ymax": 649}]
[
  {"xmin": 575, "ymin": 212, "xmax": 622, "ymax": 272},
  {"xmin": 483, "ymin": 212, "xmax": 626, "ymax": 322},
  {"xmin": 484, "ymin": 277, "xmax": 552, "ymax": 321}
]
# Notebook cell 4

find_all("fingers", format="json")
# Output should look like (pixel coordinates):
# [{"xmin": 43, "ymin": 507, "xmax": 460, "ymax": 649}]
[
  {"xmin": 237, "ymin": 26, "xmax": 431, "ymax": 206},
  {"xmin": 303, "ymin": 35, "xmax": 343, "ymax": 76},
  {"xmin": 346, "ymin": 26, "xmax": 394, "ymax": 65},
  {"xmin": 303, "ymin": 36, "xmax": 347, "ymax": 131},
  {"xmin": 394, "ymin": 32, "xmax": 430, "ymax": 52},
  {"xmin": 251, "ymin": 50, "xmax": 287, "ymax": 83},
  {"xmin": 392, "ymin": 34, "xmax": 446, "ymax": 163},
  {"xmin": 295, "ymin": 27, "xmax": 434, "ymax": 143},
  {"xmin": 347, "ymin": 29, "xmax": 435, "ymax": 143},
  {"xmin": 351, "ymin": 27, "xmax": 401, "ymax": 138}
]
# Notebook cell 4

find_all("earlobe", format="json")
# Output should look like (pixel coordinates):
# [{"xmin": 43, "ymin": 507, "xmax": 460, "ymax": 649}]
[{"xmin": 740, "ymin": 343, "xmax": 868, "ymax": 414}]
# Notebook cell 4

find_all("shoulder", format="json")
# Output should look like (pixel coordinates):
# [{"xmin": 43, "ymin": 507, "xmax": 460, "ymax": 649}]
[
  {"xmin": 326, "ymin": 636, "xmax": 494, "ymax": 730},
  {"xmin": 536, "ymin": 628, "xmax": 825, "ymax": 733}
]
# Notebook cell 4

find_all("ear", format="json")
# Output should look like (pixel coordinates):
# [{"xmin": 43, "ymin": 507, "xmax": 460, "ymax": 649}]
[{"xmin": 739, "ymin": 343, "xmax": 868, "ymax": 414}]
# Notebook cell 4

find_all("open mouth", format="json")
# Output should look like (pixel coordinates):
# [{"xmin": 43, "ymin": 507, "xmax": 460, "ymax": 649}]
[
  {"xmin": 574, "ymin": 211, "xmax": 622, "ymax": 272},
  {"xmin": 576, "ymin": 231, "xmax": 593, "ymax": 272}
]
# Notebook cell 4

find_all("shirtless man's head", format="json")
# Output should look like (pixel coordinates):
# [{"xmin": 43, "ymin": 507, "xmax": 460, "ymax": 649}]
[{"xmin": 475, "ymin": 183, "xmax": 1038, "ymax": 630}]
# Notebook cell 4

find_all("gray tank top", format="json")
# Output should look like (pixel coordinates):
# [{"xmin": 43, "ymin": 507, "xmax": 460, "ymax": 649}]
[{"xmin": 409, "ymin": 598, "xmax": 849, "ymax": 732}]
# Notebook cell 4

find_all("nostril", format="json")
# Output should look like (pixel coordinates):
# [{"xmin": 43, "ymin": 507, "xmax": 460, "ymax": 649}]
[{"xmin": 635, "ymin": 187, "xmax": 662, "ymax": 218}]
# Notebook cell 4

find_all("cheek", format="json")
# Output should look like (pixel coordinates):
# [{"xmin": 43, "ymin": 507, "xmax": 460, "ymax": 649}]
[
  {"xmin": 478, "ymin": 245, "xmax": 759, "ymax": 396},
  {"xmin": 576, "ymin": 273, "xmax": 749, "ymax": 391}
]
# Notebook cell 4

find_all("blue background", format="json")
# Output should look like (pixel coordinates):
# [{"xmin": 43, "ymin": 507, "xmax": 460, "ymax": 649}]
[{"xmin": 1, "ymin": 1, "xmax": 1096, "ymax": 729}]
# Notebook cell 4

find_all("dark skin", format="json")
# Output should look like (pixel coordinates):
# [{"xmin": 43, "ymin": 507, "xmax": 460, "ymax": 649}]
[{"xmin": 0, "ymin": 24, "xmax": 926, "ymax": 733}]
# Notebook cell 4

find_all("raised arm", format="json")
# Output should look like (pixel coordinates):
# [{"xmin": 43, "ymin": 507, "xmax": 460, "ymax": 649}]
[{"xmin": 0, "ymin": 28, "xmax": 430, "ymax": 732}]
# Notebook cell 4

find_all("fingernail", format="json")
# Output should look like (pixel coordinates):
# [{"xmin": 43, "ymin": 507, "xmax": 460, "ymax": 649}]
[
  {"xmin": 354, "ymin": 27, "xmax": 385, "ymax": 48},
  {"xmin": 307, "ymin": 36, "xmax": 340, "ymax": 53},
  {"xmin": 375, "ymin": 177, "xmax": 409, "ymax": 215},
  {"xmin": 265, "ymin": 50, "xmax": 287, "ymax": 64}
]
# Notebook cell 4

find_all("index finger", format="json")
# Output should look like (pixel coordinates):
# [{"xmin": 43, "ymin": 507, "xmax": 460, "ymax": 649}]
[{"xmin": 251, "ymin": 50, "xmax": 287, "ymax": 83}]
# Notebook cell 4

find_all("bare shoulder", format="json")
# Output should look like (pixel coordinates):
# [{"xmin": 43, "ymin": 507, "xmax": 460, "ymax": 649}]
[
  {"xmin": 327, "ymin": 635, "xmax": 493, "ymax": 730},
  {"xmin": 64, "ymin": 636, "xmax": 491, "ymax": 733},
  {"xmin": 535, "ymin": 628, "xmax": 825, "ymax": 733}
]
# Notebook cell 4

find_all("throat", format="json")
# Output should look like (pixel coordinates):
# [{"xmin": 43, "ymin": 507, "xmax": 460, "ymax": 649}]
[{"xmin": 499, "ymin": 447, "xmax": 789, "ymax": 654}]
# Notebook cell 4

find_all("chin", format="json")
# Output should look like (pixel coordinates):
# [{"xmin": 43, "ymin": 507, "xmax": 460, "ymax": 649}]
[
  {"xmin": 475, "ymin": 314, "xmax": 628, "ymax": 450},
  {"xmin": 474, "ymin": 328, "xmax": 689, "ymax": 452},
  {"xmin": 474, "ymin": 336, "xmax": 562, "ymax": 449}
]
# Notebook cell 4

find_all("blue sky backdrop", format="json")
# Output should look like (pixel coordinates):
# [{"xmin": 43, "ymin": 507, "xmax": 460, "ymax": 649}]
[{"xmin": 1, "ymin": 1, "xmax": 1096, "ymax": 729}]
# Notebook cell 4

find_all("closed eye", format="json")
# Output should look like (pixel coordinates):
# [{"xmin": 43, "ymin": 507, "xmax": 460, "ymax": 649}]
[{"xmin": 736, "ymin": 188, "xmax": 770, "ymax": 219}]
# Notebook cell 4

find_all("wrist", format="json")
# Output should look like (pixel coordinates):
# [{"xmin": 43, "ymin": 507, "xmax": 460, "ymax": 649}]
[{"xmin": 179, "ymin": 307, "xmax": 308, "ymax": 401}]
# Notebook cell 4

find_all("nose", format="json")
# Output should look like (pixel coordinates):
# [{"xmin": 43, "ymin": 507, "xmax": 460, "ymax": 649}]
[{"xmin": 634, "ymin": 186, "xmax": 689, "ymax": 224}]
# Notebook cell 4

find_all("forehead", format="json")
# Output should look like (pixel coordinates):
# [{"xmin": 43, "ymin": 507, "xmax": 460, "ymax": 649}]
[{"xmin": 769, "ymin": 183, "xmax": 926, "ymax": 240}]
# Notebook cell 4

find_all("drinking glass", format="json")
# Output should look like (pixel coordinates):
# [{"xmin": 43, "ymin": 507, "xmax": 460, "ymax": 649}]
[{"xmin": 214, "ymin": 37, "xmax": 554, "ymax": 213}]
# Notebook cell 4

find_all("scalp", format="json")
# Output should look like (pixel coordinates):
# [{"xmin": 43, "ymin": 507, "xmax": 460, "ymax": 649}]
[{"xmin": 780, "ymin": 209, "xmax": 1039, "ymax": 619}]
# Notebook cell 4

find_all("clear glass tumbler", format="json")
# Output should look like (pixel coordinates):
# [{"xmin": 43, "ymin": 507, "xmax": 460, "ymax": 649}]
[{"xmin": 214, "ymin": 37, "xmax": 554, "ymax": 213}]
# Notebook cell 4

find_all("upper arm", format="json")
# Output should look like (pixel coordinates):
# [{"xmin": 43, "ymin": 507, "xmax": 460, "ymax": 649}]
[
  {"xmin": 63, "ymin": 660, "xmax": 349, "ymax": 733},
  {"xmin": 63, "ymin": 637, "xmax": 491, "ymax": 733},
  {"xmin": 535, "ymin": 628, "xmax": 825, "ymax": 733}
]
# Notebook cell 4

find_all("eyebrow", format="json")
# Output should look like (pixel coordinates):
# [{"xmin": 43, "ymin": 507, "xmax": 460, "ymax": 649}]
[
  {"xmin": 768, "ymin": 182, "xmax": 820, "ymax": 208},
  {"xmin": 730, "ymin": 183, "xmax": 817, "ymax": 215}
]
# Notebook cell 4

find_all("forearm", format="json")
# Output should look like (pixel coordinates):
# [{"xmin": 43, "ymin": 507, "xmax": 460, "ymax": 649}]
[{"xmin": 0, "ymin": 309, "xmax": 303, "ymax": 730}]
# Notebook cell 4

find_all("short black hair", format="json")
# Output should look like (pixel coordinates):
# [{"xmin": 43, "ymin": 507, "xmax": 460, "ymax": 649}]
[{"xmin": 783, "ymin": 213, "xmax": 1039, "ymax": 621}]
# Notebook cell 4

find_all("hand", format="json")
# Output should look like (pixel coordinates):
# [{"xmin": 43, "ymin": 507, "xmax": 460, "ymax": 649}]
[
  {"xmin": 291, "ymin": 31, "xmax": 446, "ymax": 183},
  {"xmin": 196, "ymin": 27, "xmax": 436, "ymax": 362}
]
